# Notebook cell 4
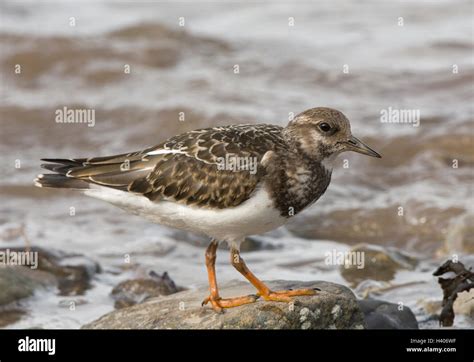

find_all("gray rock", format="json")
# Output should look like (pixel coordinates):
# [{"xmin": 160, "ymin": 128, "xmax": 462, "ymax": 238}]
[
  {"xmin": 340, "ymin": 243, "xmax": 418, "ymax": 285},
  {"xmin": 83, "ymin": 280, "xmax": 366, "ymax": 329},
  {"xmin": 0, "ymin": 246, "xmax": 101, "ymax": 313},
  {"xmin": 111, "ymin": 271, "xmax": 184, "ymax": 309},
  {"xmin": 358, "ymin": 299, "xmax": 419, "ymax": 329},
  {"xmin": 0, "ymin": 266, "xmax": 56, "ymax": 306},
  {"xmin": 0, "ymin": 247, "xmax": 102, "ymax": 328},
  {"xmin": 0, "ymin": 265, "xmax": 56, "ymax": 327},
  {"xmin": 0, "ymin": 246, "xmax": 101, "ymax": 296}
]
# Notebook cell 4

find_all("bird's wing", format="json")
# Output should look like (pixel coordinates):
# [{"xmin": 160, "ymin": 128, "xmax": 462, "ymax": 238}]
[{"xmin": 40, "ymin": 124, "xmax": 286, "ymax": 209}]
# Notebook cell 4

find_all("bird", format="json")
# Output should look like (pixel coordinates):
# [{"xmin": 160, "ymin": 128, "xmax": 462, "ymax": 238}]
[{"xmin": 34, "ymin": 107, "xmax": 381, "ymax": 312}]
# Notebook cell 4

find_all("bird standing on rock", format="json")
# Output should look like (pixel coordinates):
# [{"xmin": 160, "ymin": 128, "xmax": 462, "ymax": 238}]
[{"xmin": 35, "ymin": 107, "xmax": 381, "ymax": 312}]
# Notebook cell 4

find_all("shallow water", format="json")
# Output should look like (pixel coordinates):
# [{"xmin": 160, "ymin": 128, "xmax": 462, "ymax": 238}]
[{"xmin": 0, "ymin": 0, "xmax": 473, "ymax": 329}]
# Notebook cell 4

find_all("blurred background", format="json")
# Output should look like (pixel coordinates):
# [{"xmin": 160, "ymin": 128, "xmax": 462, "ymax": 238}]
[{"xmin": 0, "ymin": 0, "xmax": 472, "ymax": 328}]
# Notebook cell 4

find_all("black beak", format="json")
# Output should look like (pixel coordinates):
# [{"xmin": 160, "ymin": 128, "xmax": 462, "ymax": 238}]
[{"xmin": 345, "ymin": 136, "xmax": 381, "ymax": 158}]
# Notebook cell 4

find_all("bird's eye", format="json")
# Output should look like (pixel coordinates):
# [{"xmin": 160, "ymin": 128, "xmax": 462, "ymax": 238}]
[{"xmin": 319, "ymin": 122, "xmax": 331, "ymax": 132}]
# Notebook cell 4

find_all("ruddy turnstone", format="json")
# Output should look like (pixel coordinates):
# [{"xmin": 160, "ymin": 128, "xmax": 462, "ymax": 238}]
[{"xmin": 35, "ymin": 107, "xmax": 381, "ymax": 312}]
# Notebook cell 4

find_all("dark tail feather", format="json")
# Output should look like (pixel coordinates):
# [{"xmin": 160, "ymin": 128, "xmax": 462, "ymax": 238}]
[
  {"xmin": 40, "ymin": 163, "xmax": 74, "ymax": 175},
  {"xmin": 36, "ymin": 158, "xmax": 88, "ymax": 189},
  {"xmin": 34, "ymin": 174, "xmax": 90, "ymax": 190},
  {"xmin": 36, "ymin": 154, "xmax": 145, "ymax": 190},
  {"xmin": 40, "ymin": 158, "xmax": 83, "ymax": 165}
]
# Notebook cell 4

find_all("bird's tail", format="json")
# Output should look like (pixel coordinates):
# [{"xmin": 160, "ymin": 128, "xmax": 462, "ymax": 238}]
[{"xmin": 34, "ymin": 159, "xmax": 90, "ymax": 190}]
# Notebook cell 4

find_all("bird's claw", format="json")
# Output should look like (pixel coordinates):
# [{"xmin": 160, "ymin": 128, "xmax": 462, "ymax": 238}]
[
  {"xmin": 257, "ymin": 288, "xmax": 318, "ymax": 303},
  {"xmin": 201, "ymin": 294, "xmax": 259, "ymax": 312}
]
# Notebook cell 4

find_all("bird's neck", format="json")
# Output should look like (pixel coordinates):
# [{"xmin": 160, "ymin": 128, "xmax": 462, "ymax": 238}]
[
  {"xmin": 266, "ymin": 146, "xmax": 333, "ymax": 218},
  {"xmin": 320, "ymin": 153, "xmax": 339, "ymax": 173}
]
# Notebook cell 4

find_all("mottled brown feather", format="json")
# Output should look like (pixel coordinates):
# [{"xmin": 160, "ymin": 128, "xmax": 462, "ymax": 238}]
[{"xmin": 41, "ymin": 124, "xmax": 287, "ymax": 209}]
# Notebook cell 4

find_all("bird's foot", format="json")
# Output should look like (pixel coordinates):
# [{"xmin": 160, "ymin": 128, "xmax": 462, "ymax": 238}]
[
  {"xmin": 257, "ymin": 288, "xmax": 318, "ymax": 303},
  {"xmin": 201, "ymin": 294, "xmax": 259, "ymax": 312}
]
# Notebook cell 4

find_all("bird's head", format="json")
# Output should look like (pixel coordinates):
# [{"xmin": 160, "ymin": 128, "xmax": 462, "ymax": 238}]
[{"xmin": 285, "ymin": 107, "xmax": 381, "ymax": 162}]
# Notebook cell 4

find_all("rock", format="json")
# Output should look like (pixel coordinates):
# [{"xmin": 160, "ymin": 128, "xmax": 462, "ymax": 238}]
[
  {"xmin": 340, "ymin": 243, "xmax": 418, "ymax": 285},
  {"xmin": 0, "ymin": 308, "xmax": 26, "ymax": 328},
  {"xmin": 0, "ymin": 266, "xmax": 56, "ymax": 306},
  {"xmin": 5, "ymin": 247, "xmax": 100, "ymax": 296},
  {"xmin": 83, "ymin": 280, "xmax": 366, "ymax": 329},
  {"xmin": 52, "ymin": 254, "xmax": 101, "ymax": 296},
  {"xmin": 0, "ymin": 247, "xmax": 101, "ymax": 327},
  {"xmin": 358, "ymin": 299, "xmax": 419, "ymax": 329},
  {"xmin": 0, "ymin": 246, "xmax": 100, "ymax": 300},
  {"xmin": 111, "ymin": 271, "xmax": 184, "ymax": 309}
]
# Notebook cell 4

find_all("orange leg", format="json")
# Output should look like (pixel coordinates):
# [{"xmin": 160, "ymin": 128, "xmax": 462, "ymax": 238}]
[
  {"xmin": 230, "ymin": 248, "xmax": 317, "ymax": 303},
  {"xmin": 201, "ymin": 241, "xmax": 258, "ymax": 312}
]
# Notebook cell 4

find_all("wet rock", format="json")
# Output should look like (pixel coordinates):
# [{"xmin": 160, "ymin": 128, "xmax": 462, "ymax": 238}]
[
  {"xmin": 433, "ymin": 259, "xmax": 474, "ymax": 327},
  {"xmin": 0, "ymin": 266, "xmax": 56, "ymax": 306},
  {"xmin": 0, "ymin": 308, "xmax": 26, "ymax": 328},
  {"xmin": 0, "ymin": 269, "xmax": 39, "ymax": 327},
  {"xmin": 358, "ymin": 299, "xmax": 419, "ymax": 329},
  {"xmin": 52, "ymin": 255, "xmax": 101, "ymax": 296},
  {"xmin": 0, "ymin": 247, "xmax": 100, "ymax": 296},
  {"xmin": 111, "ymin": 271, "xmax": 184, "ymax": 309},
  {"xmin": 340, "ymin": 244, "xmax": 418, "ymax": 286},
  {"xmin": 83, "ymin": 280, "xmax": 366, "ymax": 329},
  {"xmin": 0, "ymin": 247, "xmax": 100, "ymax": 327},
  {"xmin": 34, "ymin": 248, "xmax": 100, "ymax": 296}
]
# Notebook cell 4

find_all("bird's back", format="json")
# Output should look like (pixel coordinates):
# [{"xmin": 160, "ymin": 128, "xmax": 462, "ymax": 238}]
[{"xmin": 35, "ymin": 123, "xmax": 288, "ymax": 210}]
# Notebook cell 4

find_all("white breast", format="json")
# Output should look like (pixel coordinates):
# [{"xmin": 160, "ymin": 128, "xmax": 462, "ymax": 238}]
[{"xmin": 84, "ymin": 186, "xmax": 287, "ymax": 249}]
